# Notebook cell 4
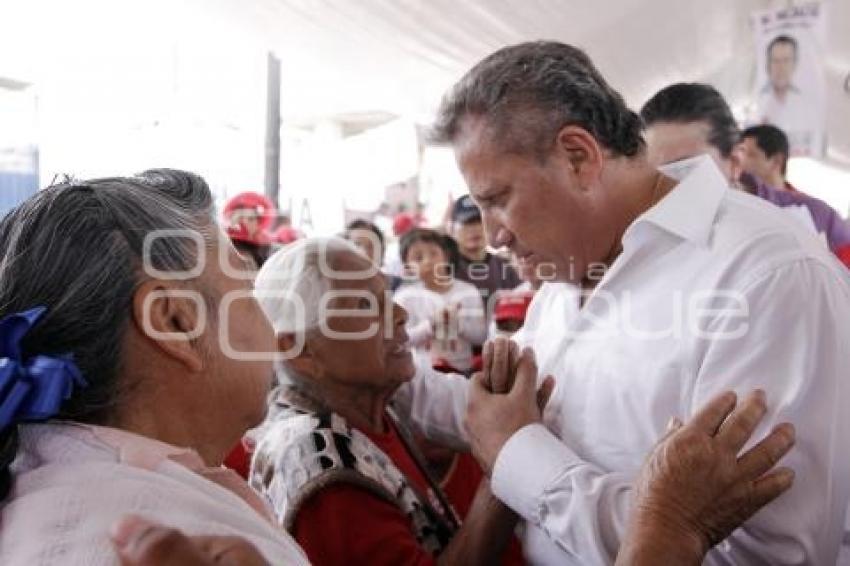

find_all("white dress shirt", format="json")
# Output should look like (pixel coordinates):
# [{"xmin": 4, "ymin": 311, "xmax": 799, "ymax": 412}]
[
  {"xmin": 756, "ymin": 86, "xmax": 823, "ymax": 156},
  {"xmin": 758, "ymin": 87, "xmax": 816, "ymax": 134},
  {"xmin": 396, "ymin": 156, "xmax": 850, "ymax": 565}
]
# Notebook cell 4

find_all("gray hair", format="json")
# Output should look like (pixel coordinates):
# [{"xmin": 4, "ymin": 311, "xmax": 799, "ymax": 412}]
[
  {"xmin": 253, "ymin": 237, "xmax": 369, "ymax": 389},
  {"xmin": 431, "ymin": 41, "xmax": 644, "ymax": 160},
  {"xmin": 0, "ymin": 168, "xmax": 215, "ymax": 498},
  {"xmin": 254, "ymin": 236, "xmax": 366, "ymax": 335}
]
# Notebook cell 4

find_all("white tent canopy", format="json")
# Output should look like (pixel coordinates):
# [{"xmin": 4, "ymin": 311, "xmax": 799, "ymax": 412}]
[
  {"xmin": 1, "ymin": 0, "xmax": 848, "ymax": 213},
  {"xmin": 212, "ymin": 0, "xmax": 850, "ymax": 166}
]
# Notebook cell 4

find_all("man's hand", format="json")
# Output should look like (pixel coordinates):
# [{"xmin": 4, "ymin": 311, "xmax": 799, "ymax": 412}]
[
  {"xmin": 111, "ymin": 515, "xmax": 269, "ymax": 566},
  {"xmin": 466, "ymin": 343, "xmax": 554, "ymax": 475},
  {"xmin": 480, "ymin": 337, "xmax": 552, "ymax": 408},
  {"xmin": 623, "ymin": 390, "xmax": 796, "ymax": 564}
]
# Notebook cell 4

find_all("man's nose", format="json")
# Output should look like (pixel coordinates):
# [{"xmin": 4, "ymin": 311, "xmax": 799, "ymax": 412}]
[
  {"xmin": 485, "ymin": 215, "xmax": 512, "ymax": 249},
  {"xmin": 486, "ymin": 219, "xmax": 513, "ymax": 248},
  {"xmin": 493, "ymin": 227, "xmax": 513, "ymax": 249}
]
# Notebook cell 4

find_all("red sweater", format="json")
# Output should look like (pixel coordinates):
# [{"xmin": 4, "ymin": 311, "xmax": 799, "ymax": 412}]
[{"xmin": 292, "ymin": 420, "xmax": 525, "ymax": 566}]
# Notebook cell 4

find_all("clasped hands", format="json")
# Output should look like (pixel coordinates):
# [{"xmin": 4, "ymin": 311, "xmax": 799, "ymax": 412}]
[{"xmin": 464, "ymin": 337, "xmax": 796, "ymax": 561}]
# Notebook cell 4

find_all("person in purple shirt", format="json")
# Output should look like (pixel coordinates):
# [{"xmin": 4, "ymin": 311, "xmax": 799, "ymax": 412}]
[
  {"xmin": 739, "ymin": 124, "xmax": 797, "ymax": 193},
  {"xmin": 738, "ymin": 171, "xmax": 850, "ymax": 255},
  {"xmin": 738, "ymin": 124, "xmax": 850, "ymax": 254},
  {"xmin": 639, "ymin": 83, "xmax": 850, "ymax": 265}
]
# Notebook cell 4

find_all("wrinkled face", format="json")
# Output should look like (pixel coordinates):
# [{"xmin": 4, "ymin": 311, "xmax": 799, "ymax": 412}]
[
  {"xmin": 738, "ymin": 137, "xmax": 781, "ymax": 183},
  {"xmin": 768, "ymin": 42, "xmax": 796, "ymax": 92},
  {"xmin": 202, "ymin": 233, "xmax": 277, "ymax": 430},
  {"xmin": 644, "ymin": 120, "xmax": 734, "ymax": 182},
  {"xmin": 404, "ymin": 240, "xmax": 449, "ymax": 286},
  {"xmin": 305, "ymin": 251, "xmax": 414, "ymax": 391},
  {"xmin": 452, "ymin": 219, "xmax": 486, "ymax": 258},
  {"xmin": 347, "ymin": 228, "xmax": 383, "ymax": 268},
  {"xmin": 454, "ymin": 120, "xmax": 594, "ymax": 283}
]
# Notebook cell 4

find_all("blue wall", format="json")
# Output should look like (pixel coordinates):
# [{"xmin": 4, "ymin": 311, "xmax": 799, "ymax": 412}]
[{"xmin": 0, "ymin": 172, "xmax": 38, "ymax": 218}]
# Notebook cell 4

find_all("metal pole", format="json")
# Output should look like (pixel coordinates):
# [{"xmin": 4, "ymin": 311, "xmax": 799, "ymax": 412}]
[{"xmin": 264, "ymin": 52, "xmax": 281, "ymax": 205}]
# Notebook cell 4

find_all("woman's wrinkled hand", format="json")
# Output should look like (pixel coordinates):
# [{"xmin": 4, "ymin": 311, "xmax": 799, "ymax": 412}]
[{"xmin": 627, "ymin": 390, "xmax": 796, "ymax": 562}]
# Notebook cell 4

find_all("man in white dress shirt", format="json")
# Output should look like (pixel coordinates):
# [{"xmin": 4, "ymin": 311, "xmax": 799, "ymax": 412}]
[{"xmin": 404, "ymin": 41, "xmax": 850, "ymax": 565}]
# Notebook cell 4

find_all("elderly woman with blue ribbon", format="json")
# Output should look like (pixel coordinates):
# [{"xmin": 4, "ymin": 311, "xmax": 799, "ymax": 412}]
[{"xmin": 0, "ymin": 170, "xmax": 308, "ymax": 564}]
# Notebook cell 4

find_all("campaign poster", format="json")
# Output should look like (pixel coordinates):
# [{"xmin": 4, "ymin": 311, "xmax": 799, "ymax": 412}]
[{"xmin": 749, "ymin": 3, "xmax": 826, "ymax": 157}]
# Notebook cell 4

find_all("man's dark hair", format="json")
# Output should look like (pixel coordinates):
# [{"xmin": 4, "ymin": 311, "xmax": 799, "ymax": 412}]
[
  {"xmin": 431, "ymin": 41, "xmax": 644, "ymax": 160},
  {"xmin": 768, "ymin": 35, "xmax": 798, "ymax": 60},
  {"xmin": 345, "ymin": 219, "xmax": 385, "ymax": 250},
  {"xmin": 640, "ymin": 83, "xmax": 740, "ymax": 159},
  {"xmin": 399, "ymin": 228, "xmax": 451, "ymax": 263},
  {"xmin": 741, "ymin": 124, "xmax": 790, "ymax": 174}
]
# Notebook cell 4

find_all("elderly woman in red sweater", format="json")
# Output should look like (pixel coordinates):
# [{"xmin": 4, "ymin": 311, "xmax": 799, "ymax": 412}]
[{"xmin": 249, "ymin": 237, "xmax": 521, "ymax": 565}]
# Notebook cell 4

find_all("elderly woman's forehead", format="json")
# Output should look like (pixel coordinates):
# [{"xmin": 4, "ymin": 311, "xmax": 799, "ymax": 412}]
[
  {"xmin": 328, "ymin": 247, "xmax": 371, "ymax": 268},
  {"xmin": 319, "ymin": 250, "xmax": 379, "ymax": 289}
]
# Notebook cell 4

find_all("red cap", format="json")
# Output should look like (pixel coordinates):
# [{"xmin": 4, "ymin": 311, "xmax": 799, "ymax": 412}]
[
  {"xmin": 223, "ymin": 192, "xmax": 276, "ymax": 231},
  {"xmin": 393, "ymin": 212, "xmax": 421, "ymax": 237},
  {"xmin": 493, "ymin": 291, "xmax": 535, "ymax": 322}
]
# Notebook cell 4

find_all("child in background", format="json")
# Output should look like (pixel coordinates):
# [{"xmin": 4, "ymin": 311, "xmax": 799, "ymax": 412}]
[{"xmin": 394, "ymin": 228, "xmax": 486, "ymax": 374}]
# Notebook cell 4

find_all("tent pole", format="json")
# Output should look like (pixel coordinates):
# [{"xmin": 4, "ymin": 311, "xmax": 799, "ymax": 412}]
[{"xmin": 264, "ymin": 52, "xmax": 281, "ymax": 206}]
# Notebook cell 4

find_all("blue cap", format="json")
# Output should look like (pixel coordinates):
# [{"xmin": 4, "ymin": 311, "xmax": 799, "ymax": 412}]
[{"xmin": 451, "ymin": 195, "xmax": 481, "ymax": 224}]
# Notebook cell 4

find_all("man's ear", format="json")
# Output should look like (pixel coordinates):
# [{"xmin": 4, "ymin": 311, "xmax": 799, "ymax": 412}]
[
  {"xmin": 771, "ymin": 154, "xmax": 787, "ymax": 177},
  {"xmin": 132, "ymin": 280, "xmax": 207, "ymax": 373},
  {"xmin": 278, "ymin": 333, "xmax": 317, "ymax": 377},
  {"xmin": 728, "ymin": 149, "xmax": 745, "ymax": 184},
  {"xmin": 553, "ymin": 125, "xmax": 605, "ymax": 187}
]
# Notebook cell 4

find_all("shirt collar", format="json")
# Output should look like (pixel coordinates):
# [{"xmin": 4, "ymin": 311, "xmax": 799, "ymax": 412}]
[
  {"xmin": 48, "ymin": 422, "xmax": 276, "ymax": 522},
  {"xmin": 627, "ymin": 154, "xmax": 728, "ymax": 247},
  {"xmin": 84, "ymin": 423, "xmax": 206, "ymax": 471},
  {"xmin": 760, "ymin": 83, "xmax": 801, "ymax": 95}
]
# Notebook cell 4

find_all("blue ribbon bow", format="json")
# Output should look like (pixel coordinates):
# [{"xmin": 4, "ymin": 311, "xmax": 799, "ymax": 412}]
[{"xmin": 0, "ymin": 306, "xmax": 87, "ymax": 430}]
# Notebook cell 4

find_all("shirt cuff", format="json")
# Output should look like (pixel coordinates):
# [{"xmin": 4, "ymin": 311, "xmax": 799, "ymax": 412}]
[{"xmin": 491, "ymin": 423, "xmax": 582, "ymax": 523}]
